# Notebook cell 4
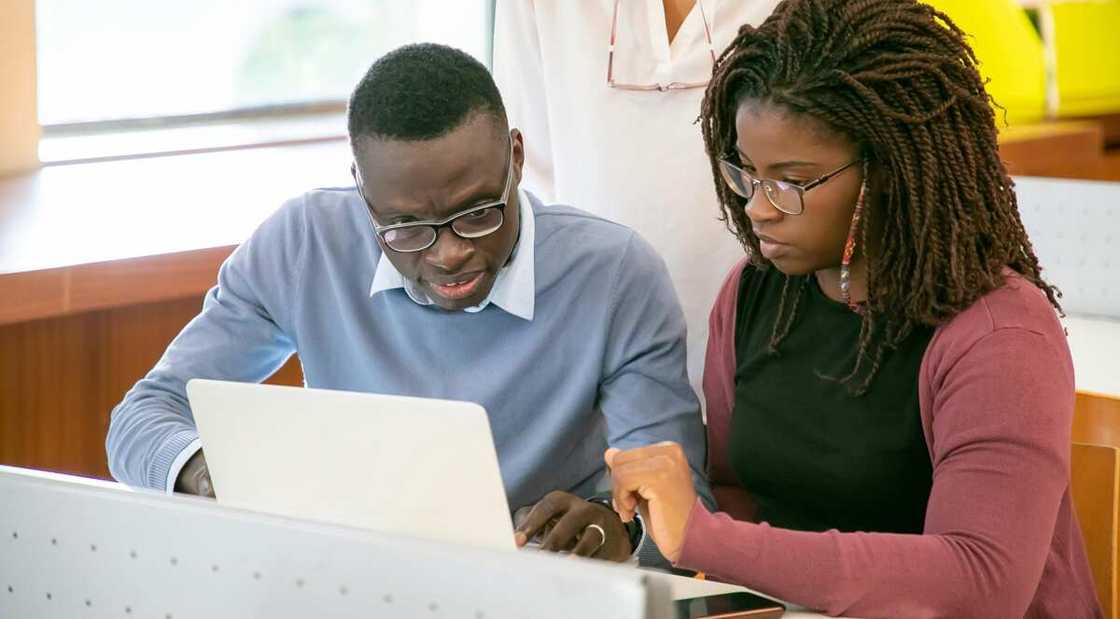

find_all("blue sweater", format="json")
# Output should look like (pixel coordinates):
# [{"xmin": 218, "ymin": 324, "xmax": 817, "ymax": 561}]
[{"xmin": 106, "ymin": 189, "xmax": 710, "ymax": 514}]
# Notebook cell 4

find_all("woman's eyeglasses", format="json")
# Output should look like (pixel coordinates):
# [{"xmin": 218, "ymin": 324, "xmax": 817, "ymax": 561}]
[{"xmin": 717, "ymin": 157, "xmax": 862, "ymax": 216}]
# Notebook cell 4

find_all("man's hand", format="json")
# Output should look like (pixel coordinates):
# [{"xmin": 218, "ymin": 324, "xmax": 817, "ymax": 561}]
[
  {"xmin": 513, "ymin": 491, "xmax": 632, "ymax": 561},
  {"xmin": 174, "ymin": 450, "xmax": 215, "ymax": 497},
  {"xmin": 605, "ymin": 442, "xmax": 697, "ymax": 564}
]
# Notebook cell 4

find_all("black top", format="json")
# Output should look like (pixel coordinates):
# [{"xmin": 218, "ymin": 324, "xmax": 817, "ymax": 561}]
[{"xmin": 730, "ymin": 266, "xmax": 935, "ymax": 534}]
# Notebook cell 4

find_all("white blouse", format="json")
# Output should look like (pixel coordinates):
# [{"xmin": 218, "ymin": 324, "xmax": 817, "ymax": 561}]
[{"xmin": 493, "ymin": 0, "xmax": 779, "ymax": 397}]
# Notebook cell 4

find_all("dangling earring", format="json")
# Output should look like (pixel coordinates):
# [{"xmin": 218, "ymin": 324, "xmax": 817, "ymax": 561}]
[{"xmin": 839, "ymin": 160, "xmax": 869, "ymax": 314}]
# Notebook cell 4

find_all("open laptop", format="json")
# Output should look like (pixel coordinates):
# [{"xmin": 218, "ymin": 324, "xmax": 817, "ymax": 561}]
[
  {"xmin": 186, "ymin": 379, "xmax": 515, "ymax": 552},
  {"xmin": 186, "ymin": 379, "xmax": 792, "ymax": 614}
]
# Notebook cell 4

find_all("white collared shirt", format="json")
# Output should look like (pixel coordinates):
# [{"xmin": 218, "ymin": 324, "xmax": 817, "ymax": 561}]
[
  {"xmin": 368, "ymin": 188, "xmax": 536, "ymax": 321},
  {"xmin": 493, "ymin": 0, "xmax": 779, "ymax": 396}
]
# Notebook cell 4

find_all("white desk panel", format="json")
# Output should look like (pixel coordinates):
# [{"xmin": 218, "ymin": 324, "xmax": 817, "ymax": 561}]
[{"xmin": 1, "ymin": 466, "xmax": 672, "ymax": 619}]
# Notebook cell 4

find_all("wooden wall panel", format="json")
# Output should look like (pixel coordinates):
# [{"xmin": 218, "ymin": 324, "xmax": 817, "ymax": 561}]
[
  {"xmin": 0, "ymin": 0, "xmax": 39, "ymax": 176},
  {"xmin": 0, "ymin": 296, "xmax": 302, "ymax": 480}
]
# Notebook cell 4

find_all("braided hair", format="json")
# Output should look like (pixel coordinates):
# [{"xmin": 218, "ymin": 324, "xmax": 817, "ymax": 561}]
[{"xmin": 700, "ymin": 0, "xmax": 1061, "ymax": 395}]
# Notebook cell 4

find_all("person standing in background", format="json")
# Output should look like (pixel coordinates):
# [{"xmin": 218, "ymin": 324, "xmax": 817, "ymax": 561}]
[{"xmin": 493, "ymin": 0, "xmax": 778, "ymax": 398}]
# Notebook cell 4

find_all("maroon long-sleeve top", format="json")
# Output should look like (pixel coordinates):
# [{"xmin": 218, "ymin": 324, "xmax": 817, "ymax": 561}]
[{"xmin": 676, "ymin": 259, "xmax": 1101, "ymax": 618}]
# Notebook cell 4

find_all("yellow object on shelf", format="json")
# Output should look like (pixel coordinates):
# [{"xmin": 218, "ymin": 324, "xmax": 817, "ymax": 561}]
[
  {"xmin": 1049, "ymin": 0, "xmax": 1120, "ymax": 117},
  {"xmin": 924, "ymin": 0, "xmax": 1048, "ymax": 126}
]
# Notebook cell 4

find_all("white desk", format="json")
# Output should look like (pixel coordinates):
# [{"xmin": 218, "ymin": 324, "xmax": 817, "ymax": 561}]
[{"xmin": 1065, "ymin": 315, "xmax": 1120, "ymax": 396}]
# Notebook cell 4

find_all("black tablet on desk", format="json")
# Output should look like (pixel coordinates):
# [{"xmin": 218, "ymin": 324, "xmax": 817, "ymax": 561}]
[{"xmin": 676, "ymin": 591, "xmax": 785, "ymax": 618}]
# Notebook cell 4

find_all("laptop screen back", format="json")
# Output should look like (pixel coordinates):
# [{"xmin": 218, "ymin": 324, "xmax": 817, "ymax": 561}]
[{"xmin": 187, "ymin": 379, "xmax": 515, "ymax": 552}]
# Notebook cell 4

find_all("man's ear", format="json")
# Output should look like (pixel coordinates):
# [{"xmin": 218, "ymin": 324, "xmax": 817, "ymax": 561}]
[{"xmin": 510, "ymin": 128, "xmax": 525, "ymax": 185}]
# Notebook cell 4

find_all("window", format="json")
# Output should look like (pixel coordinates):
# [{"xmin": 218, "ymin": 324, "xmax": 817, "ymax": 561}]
[{"xmin": 35, "ymin": 0, "xmax": 493, "ymax": 160}]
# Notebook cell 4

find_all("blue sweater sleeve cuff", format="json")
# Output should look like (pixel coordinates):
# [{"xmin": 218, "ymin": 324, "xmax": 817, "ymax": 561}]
[{"xmin": 148, "ymin": 429, "xmax": 201, "ymax": 491}]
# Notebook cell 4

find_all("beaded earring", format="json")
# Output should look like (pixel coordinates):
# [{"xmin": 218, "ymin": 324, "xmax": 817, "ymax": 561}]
[{"xmin": 839, "ymin": 160, "xmax": 870, "ymax": 314}]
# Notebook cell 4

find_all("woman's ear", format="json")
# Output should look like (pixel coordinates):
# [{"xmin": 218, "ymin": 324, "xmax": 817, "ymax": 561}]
[
  {"xmin": 865, "ymin": 159, "xmax": 891, "ymax": 206},
  {"xmin": 859, "ymin": 159, "xmax": 891, "ymax": 261}
]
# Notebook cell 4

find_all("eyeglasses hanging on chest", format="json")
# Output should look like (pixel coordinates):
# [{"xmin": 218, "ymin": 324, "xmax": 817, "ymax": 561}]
[{"xmin": 606, "ymin": 0, "xmax": 717, "ymax": 92}]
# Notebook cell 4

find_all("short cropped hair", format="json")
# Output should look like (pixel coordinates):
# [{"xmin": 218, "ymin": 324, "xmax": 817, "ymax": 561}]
[{"xmin": 348, "ymin": 43, "xmax": 507, "ymax": 142}]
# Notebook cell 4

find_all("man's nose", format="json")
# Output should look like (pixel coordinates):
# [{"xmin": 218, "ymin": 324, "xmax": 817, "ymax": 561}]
[{"xmin": 423, "ymin": 227, "xmax": 475, "ymax": 272}]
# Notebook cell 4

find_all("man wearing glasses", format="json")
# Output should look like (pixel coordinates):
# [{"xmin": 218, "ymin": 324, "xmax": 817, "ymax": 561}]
[{"xmin": 107, "ymin": 43, "xmax": 710, "ymax": 566}]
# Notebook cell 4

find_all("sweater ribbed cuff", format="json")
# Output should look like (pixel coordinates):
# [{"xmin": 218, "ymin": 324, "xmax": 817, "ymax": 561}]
[{"xmin": 147, "ymin": 429, "xmax": 201, "ymax": 491}]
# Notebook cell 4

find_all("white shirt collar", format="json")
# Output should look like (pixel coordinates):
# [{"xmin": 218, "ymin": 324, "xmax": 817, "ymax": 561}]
[{"xmin": 368, "ymin": 188, "xmax": 536, "ymax": 321}]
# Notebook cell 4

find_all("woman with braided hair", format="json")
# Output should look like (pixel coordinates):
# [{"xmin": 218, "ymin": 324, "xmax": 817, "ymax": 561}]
[{"xmin": 604, "ymin": 0, "xmax": 1102, "ymax": 616}]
